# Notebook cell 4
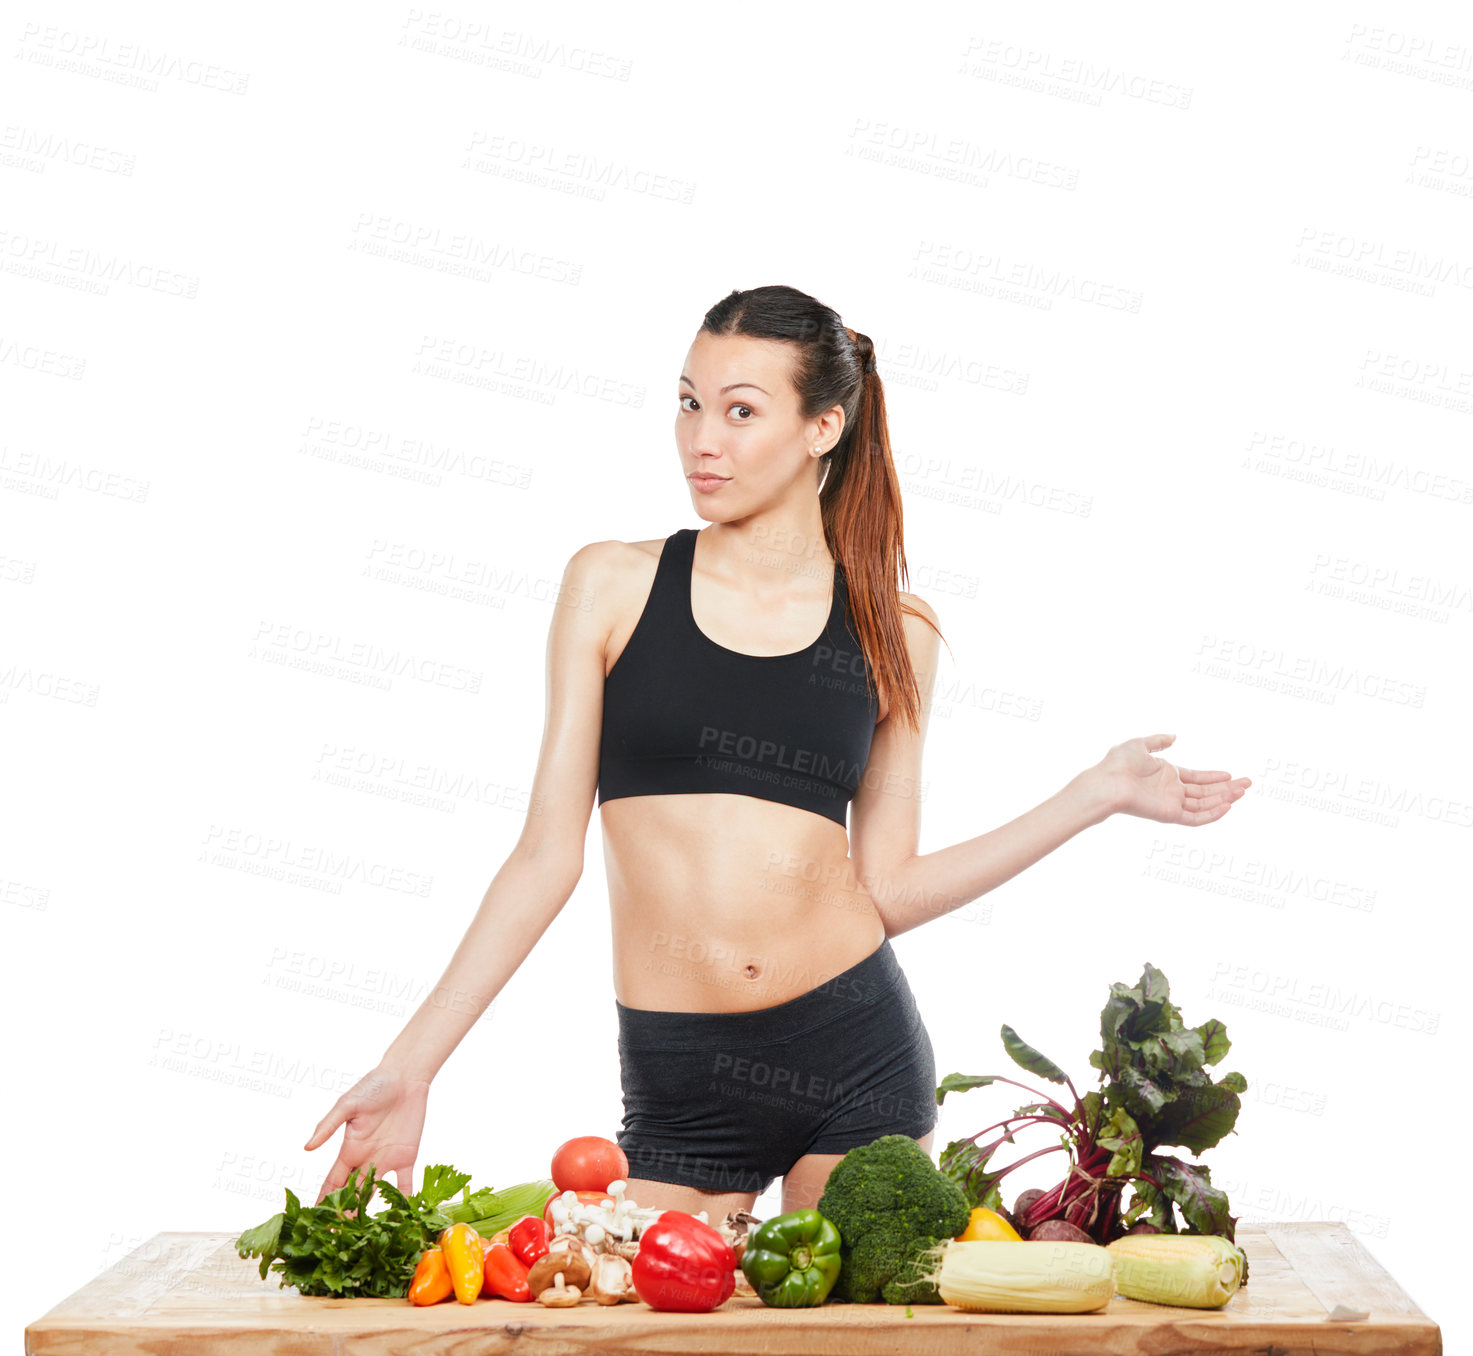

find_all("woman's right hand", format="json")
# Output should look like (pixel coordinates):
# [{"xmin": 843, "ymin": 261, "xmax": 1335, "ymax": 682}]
[{"xmin": 303, "ymin": 1065, "xmax": 431, "ymax": 1204}]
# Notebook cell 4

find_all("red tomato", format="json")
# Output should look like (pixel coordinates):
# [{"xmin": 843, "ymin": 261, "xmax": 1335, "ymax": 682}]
[
  {"xmin": 550, "ymin": 1136, "xmax": 630, "ymax": 1194},
  {"xmin": 543, "ymin": 1189, "xmax": 614, "ymax": 1232}
]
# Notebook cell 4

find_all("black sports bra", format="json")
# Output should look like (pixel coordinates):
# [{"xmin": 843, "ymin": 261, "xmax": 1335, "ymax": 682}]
[{"xmin": 597, "ymin": 528, "xmax": 880, "ymax": 828}]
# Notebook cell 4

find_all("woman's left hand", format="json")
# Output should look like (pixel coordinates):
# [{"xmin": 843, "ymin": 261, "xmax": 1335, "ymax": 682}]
[{"xmin": 1092, "ymin": 733, "xmax": 1250, "ymax": 826}]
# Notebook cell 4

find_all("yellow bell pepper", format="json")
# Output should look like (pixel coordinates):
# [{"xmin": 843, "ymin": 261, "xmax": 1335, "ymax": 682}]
[{"xmin": 956, "ymin": 1206, "xmax": 1022, "ymax": 1242}]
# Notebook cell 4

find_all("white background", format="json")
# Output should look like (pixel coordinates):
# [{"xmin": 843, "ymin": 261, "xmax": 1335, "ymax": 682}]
[{"xmin": 4, "ymin": 2, "xmax": 1467, "ymax": 1349}]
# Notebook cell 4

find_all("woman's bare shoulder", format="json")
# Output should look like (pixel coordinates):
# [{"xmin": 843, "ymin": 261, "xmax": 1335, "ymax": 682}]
[
  {"xmin": 566, "ymin": 535, "xmax": 667, "ymax": 578},
  {"xmin": 561, "ymin": 539, "xmax": 667, "ymax": 674},
  {"xmin": 613, "ymin": 535, "xmax": 669, "ymax": 559},
  {"xmin": 898, "ymin": 590, "xmax": 940, "ymax": 629},
  {"xmin": 559, "ymin": 538, "xmax": 669, "ymax": 628}
]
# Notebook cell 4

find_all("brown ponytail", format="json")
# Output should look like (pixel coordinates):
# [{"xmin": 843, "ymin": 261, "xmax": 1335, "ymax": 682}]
[{"xmin": 699, "ymin": 286, "xmax": 947, "ymax": 733}]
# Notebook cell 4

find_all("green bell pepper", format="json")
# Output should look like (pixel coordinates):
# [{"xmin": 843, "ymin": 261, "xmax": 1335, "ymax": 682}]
[{"xmin": 739, "ymin": 1208, "xmax": 843, "ymax": 1307}]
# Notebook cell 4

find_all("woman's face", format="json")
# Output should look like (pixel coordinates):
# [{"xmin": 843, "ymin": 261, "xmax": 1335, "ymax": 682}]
[{"xmin": 676, "ymin": 330, "xmax": 843, "ymax": 518}]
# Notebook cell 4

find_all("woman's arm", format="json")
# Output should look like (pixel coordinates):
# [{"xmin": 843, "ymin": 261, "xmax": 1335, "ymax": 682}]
[
  {"xmin": 848, "ymin": 602, "xmax": 1248, "ymax": 938},
  {"xmin": 304, "ymin": 542, "xmax": 619, "ymax": 1201},
  {"xmin": 857, "ymin": 769, "xmax": 1116, "ymax": 938},
  {"xmin": 374, "ymin": 540, "xmax": 617, "ymax": 1082}
]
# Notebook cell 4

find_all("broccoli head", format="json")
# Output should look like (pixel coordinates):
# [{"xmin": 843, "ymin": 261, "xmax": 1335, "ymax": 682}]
[{"xmin": 816, "ymin": 1133, "xmax": 970, "ymax": 1304}]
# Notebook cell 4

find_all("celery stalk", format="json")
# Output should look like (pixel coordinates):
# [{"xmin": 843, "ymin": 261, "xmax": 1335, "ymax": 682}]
[{"xmin": 441, "ymin": 1177, "xmax": 557, "ymax": 1236}]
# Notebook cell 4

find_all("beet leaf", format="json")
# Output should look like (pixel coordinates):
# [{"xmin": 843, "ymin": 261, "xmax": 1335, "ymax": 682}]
[{"xmin": 934, "ymin": 962, "xmax": 1248, "ymax": 1251}]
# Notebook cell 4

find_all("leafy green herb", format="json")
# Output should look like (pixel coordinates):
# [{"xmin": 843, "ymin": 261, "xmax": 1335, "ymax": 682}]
[
  {"xmin": 235, "ymin": 1162, "xmax": 472, "ymax": 1298},
  {"xmin": 935, "ymin": 963, "xmax": 1248, "ymax": 1264}
]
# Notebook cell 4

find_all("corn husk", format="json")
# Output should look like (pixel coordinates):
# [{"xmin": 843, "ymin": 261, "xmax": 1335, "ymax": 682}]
[
  {"xmin": 936, "ymin": 1239, "xmax": 1116, "ymax": 1313},
  {"xmin": 1106, "ymin": 1232, "xmax": 1244, "ymax": 1309}
]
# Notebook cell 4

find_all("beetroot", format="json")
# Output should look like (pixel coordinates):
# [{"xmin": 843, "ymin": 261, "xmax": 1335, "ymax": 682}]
[
  {"xmin": 1012, "ymin": 1188, "xmax": 1043, "ymax": 1227},
  {"xmin": 1028, "ymin": 1219, "xmax": 1093, "ymax": 1245}
]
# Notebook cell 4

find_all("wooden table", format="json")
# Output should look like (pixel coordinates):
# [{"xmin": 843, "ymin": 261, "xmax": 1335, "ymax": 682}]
[{"xmin": 25, "ymin": 1222, "xmax": 1442, "ymax": 1354}]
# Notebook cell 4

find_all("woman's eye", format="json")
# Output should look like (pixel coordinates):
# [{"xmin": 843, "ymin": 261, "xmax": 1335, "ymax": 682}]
[{"xmin": 678, "ymin": 396, "xmax": 753, "ymax": 419}]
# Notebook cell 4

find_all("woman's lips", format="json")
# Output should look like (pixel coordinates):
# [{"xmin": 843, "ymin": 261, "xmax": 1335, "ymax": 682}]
[{"xmin": 689, "ymin": 474, "xmax": 729, "ymax": 492}]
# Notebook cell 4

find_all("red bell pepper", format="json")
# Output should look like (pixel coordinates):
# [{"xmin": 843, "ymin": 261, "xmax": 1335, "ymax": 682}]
[
  {"xmin": 508, "ymin": 1214, "xmax": 551, "ymax": 1269},
  {"xmin": 629, "ymin": 1210, "xmax": 736, "ymax": 1312},
  {"xmin": 481, "ymin": 1242, "xmax": 532, "ymax": 1302}
]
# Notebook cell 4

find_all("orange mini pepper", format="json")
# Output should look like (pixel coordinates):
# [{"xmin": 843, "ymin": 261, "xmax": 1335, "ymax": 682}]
[
  {"xmin": 408, "ymin": 1246, "xmax": 454, "ymax": 1305},
  {"xmin": 439, "ymin": 1223, "xmax": 485, "ymax": 1304}
]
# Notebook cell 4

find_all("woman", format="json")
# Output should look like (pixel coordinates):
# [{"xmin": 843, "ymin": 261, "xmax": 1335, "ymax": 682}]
[{"xmin": 303, "ymin": 284, "xmax": 1250, "ymax": 1222}]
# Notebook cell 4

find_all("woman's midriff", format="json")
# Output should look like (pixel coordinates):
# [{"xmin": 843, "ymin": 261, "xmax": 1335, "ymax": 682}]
[{"xmin": 599, "ymin": 792, "xmax": 887, "ymax": 1013}]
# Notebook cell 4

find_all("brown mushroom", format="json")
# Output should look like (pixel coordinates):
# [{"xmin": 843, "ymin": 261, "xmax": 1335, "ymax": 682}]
[
  {"xmin": 716, "ymin": 1208, "xmax": 756, "ymax": 1265},
  {"xmin": 587, "ymin": 1252, "xmax": 638, "ymax": 1305},
  {"xmin": 536, "ymin": 1271, "xmax": 582, "ymax": 1307},
  {"xmin": 526, "ymin": 1238, "xmax": 593, "ymax": 1298}
]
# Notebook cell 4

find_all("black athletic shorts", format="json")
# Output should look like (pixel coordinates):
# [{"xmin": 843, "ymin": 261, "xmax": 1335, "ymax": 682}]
[{"xmin": 613, "ymin": 936, "xmax": 939, "ymax": 1197}]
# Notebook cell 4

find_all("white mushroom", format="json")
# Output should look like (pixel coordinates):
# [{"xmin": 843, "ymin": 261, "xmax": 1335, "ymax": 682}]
[{"xmin": 587, "ymin": 1252, "xmax": 638, "ymax": 1305}]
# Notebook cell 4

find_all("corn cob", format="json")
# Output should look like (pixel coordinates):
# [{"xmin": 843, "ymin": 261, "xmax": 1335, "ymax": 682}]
[
  {"xmin": 933, "ymin": 1239, "xmax": 1116, "ymax": 1313},
  {"xmin": 1106, "ymin": 1232, "xmax": 1245, "ymax": 1308}
]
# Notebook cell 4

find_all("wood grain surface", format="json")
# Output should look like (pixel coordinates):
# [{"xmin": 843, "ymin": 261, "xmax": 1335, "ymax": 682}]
[{"xmin": 25, "ymin": 1222, "xmax": 1442, "ymax": 1355}]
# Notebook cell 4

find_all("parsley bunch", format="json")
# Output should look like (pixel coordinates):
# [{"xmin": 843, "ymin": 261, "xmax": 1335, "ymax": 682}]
[{"xmin": 236, "ymin": 1162, "xmax": 471, "ymax": 1298}]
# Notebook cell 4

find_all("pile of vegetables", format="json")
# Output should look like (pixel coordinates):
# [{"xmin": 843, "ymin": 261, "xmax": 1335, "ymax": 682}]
[
  {"xmin": 239, "ymin": 962, "xmax": 1256, "ymax": 1318},
  {"xmin": 410, "ymin": 1194, "xmax": 652, "ymax": 1308},
  {"xmin": 935, "ymin": 962, "xmax": 1249, "ymax": 1255},
  {"xmin": 528, "ymin": 1137, "xmax": 748, "ymax": 1311},
  {"xmin": 237, "ymin": 1134, "xmax": 755, "ymax": 1313},
  {"xmin": 234, "ymin": 1163, "xmax": 555, "ymax": 1299}
]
